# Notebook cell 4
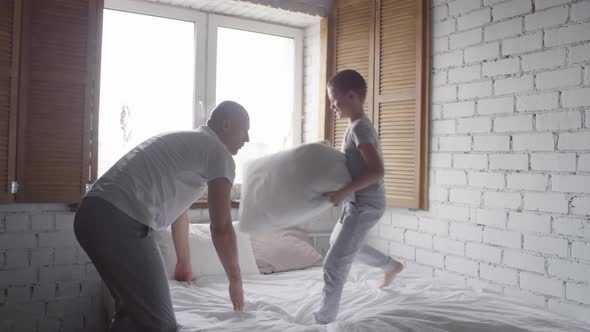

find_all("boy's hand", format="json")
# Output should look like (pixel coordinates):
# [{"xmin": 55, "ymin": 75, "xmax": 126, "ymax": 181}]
[
  {"xmin": 323, "ymin": 190, "xmax": 348, "ymax": 206},
  {"xmin": 174, "ymin": 262, "xmax": 193, "ymax": 282}
]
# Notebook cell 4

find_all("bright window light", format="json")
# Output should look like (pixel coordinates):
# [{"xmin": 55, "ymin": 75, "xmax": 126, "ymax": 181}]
[
  {"xmin": 98, "ymin": 9, "xmax": 195, "ymax": 177},
  {"xmin": 215, "ymin": 27, "xmax": 295, "ymax": 184}
]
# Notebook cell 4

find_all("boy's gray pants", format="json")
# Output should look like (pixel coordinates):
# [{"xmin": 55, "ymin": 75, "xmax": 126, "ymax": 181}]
[
  {"xmin": 74, "ymin": 197, "xmax": 179, "ymax": 332},
  {"xmin": 314, "ymin": 201, "xmax": 398, "ymax": 324}
]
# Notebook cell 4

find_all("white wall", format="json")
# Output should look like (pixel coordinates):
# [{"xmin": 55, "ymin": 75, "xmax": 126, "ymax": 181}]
[
  {"xmin": 362, "ymin": 0, "xmax": 590, "ymax": 323},
  {"xmin": 0, "ymin": 205, "xmax": 104, "ymax": 332},
  {"xmin": 0, "ymin": 205, "xmax": 242, "ymax": 331}
]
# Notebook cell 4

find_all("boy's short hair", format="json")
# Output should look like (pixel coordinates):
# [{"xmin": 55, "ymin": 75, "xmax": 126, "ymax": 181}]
[{"xmin": 327, "ymin": 69, "xmax": 368, "ymax": 102}]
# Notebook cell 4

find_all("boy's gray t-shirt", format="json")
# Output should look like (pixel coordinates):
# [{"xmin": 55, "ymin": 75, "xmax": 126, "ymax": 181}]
[{"xmin": 341, "ymin": 114, "xmax": 386, "ymax": 205}]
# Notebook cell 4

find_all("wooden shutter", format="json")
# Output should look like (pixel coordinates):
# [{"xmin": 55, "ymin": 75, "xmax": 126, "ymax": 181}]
[
  {"xmin": 16, "ymin": 0, "xmax": 102, "ymax": 202},
  {"xmin": 325, "ymin": 0, "xmax": 430, "ymax": 209},
  {"xmin": 329, "ymin": 0, "xmax": 375, "ymax": 149},
  {"xmin": 0, "ymin": 0, "xmax": 21, "ymax": 203},
  {"xmin": 373, "ymin": 0, "xmax": 429, "ymax": 209}
]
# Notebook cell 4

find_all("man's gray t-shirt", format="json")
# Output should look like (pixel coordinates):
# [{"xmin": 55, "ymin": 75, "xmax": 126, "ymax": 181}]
[
  {"xmin": 341, "ymin": 114, "xmax": 386, "ymax": 206},
  {"xmin": 86, "ymin": 126, "xmax": 235, "ymax": 230}
]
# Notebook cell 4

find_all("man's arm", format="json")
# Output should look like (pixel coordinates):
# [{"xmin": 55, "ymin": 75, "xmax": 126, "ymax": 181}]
[
  {"xmin": 208, "ymin": 177, "xmax": 244, "ymax": 311},
  {"xmin": 171, "ymin": 210, "xmax": 192, "ymax": 282}
]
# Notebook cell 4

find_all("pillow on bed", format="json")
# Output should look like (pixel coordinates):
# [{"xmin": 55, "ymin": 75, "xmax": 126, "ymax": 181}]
[
  {"xmin": 157, "ymin": 222, "xmax": 260, "ymax": 279},
  {"xmin": 239, "ymin": 142, "xmax": 351, "ymax": 233},
  {"xmin": 250, "ymin": 228, "xmax": 323, "ymax": 273}
]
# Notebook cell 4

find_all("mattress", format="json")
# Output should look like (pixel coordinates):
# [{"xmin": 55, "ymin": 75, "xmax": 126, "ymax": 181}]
[{"xmin": 169, "ymin": 265, "xmax": 590, "ymax": 332}]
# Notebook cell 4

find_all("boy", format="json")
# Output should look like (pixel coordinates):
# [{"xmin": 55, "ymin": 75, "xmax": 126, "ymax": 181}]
[{"xmin": 314, "ymin": 70, "xmax": 403, "ymax": 324}]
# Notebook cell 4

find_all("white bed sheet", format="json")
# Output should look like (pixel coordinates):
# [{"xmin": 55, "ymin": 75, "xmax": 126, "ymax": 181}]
[{"xmin": 170, "ymin": 265, "xmax": 590, "ymax": 332}]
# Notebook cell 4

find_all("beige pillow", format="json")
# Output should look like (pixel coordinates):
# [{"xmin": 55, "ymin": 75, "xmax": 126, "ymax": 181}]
[{"xmin": 250, "ymin": 228, "xmax": 324, "ymax": 273}]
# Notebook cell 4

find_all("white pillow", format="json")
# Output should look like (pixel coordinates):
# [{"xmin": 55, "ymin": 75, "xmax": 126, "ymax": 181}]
[
  {"xmin": 239, "ymin": 142, "xmax": 351, "ymax": 233},
  {"xmin": 251, "ymin": 228, "xmax": 323, "ymax": 274},
  {"xmin": 156, "ymin": 221, "xmax": 260, "ymax": 279}
]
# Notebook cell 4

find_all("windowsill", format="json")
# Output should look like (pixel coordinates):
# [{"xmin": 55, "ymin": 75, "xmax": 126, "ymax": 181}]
[
  {"xmin": 190, "ymin": 200, "xmax": 240, "ymax": 209},
  {"xmin": 68, "ymin": 200, "xmax": 240, "ymax": 212}
]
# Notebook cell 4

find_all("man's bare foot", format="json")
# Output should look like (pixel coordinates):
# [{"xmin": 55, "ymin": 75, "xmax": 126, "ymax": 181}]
[{"xmin": 379, "ymin": 261, "xmax": 404, "ymax": 288}]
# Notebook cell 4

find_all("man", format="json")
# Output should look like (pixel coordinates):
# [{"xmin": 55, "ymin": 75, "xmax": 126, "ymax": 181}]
[{"xmin": 74, "ymin": 101, "xmax": 250, "ymax": 331}]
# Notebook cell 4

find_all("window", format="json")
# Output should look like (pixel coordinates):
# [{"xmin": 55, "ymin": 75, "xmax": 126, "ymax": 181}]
[
  {"xmin": 207, "ymin": 16, "xmax": 302, "ymax": 183},
  {"xmin": 99, "ymin": 1, "xmax": 303, "ymax": 186},
  {"xmin": 98, "ymin": 8, "xmax": 199, "ymax": 176}
]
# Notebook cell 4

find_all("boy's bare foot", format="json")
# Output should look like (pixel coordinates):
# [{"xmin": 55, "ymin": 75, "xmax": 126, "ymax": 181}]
[{"xmin": 379, "ymin": 261, "xmax": 403, "ymax": 288}]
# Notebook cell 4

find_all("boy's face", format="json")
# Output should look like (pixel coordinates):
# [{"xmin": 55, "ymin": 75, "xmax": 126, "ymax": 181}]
[{"xmin": 327, "ymin": 87, "xmax": 363, "ymax": 119}]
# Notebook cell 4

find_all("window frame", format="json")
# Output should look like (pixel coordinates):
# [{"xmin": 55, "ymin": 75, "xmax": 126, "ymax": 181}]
[{"xmin": 103, "ymin": 0, "xmax": 304, "ymax": 143}]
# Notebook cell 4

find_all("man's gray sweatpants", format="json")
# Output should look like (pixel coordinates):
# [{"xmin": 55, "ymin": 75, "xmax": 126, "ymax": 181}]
[
  {"xmin": 74, "ymin": 197, "xmax": 179, "ymax": 332},
  {"xmin": 314, "ymin": 201, "xmax": 398, "ymax": 324}
]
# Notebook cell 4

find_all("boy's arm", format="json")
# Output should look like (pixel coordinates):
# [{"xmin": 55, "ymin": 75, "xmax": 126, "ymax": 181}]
[
  {"xmin": 208, "ymin": 177, "xmax": 244, "ymax": 312},
  {"xmin": 171, "ymin": 210, "xmax": 192, "ymax": 282},
  {"xmin": 324, "ymin": 143, "xmax": 384, "ymax": 205}
]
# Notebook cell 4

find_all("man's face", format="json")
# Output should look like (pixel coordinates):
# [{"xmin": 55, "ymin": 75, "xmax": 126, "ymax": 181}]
[{"xmin": 222, "ymin": 115, "xmax": 250, "ymax": 155}]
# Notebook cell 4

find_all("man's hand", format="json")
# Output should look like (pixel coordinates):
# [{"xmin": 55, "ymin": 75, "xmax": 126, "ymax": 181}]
[
  {"xmin": 323, "ymin": 189, "xmax": 348, "ymax": 206},
  {"xmin": 229, "ymin": 281, "xmax": 244, "ymax": 311},
  {"xmin": 174, "ymin": 262, "xmax": 193, "ymax": 282},
  {"xmin": 208, "ymin": 177, "xmax": 245, "ymax": 312}
]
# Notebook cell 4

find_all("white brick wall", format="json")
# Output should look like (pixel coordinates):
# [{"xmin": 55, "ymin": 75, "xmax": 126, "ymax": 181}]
[
  {"xmin": 0, "ymin": 205, "xmax": 106, "ymax": 332},
  {"xmin": 503, "ymin": 250, "xmax": 545, "ymax": 273},
  {"xmin": 502, "ymin": 32, "xmax": 543, "ymax": 55},
  {"xmin": 465, "ymin": 42, "xmax": 500, "ymax": 62},
  {"xmin": 562, "ymin": 87, "xmax": 590, "ymax": 108},
  {"xmin": 478, "ymin": 96, "xmax": 514, "ymax": 114},
  {"xmin": 545, "ymin": 22, "xmax": 590, "ymax": 47},
  {"xmin": 524, "ymin": 235, "xmax": 568, "ymax": 257},
  {"xmin": 535, "ymin": 0, "xmax": 571, "ymax": 10},
  {"xmin": 507, "ymin": 174, "xmax": 548, "ymax": 191},
  {"xmin": 483, "ymin": 58, "xmax": 520, "ymax": 76},
  {"xmin": 449, "ymin": 65, "xmax": 481, "ymax": 83},
  {"xmin": 0, "ymin": 204, "xmax": 247, "ymax": 331},
  {"xmin": 450, "ymin": 29, "xmax": 483, "ymax": 49},
  {"xmin": 530, "ymin": 153, "xmax": 576, "ymax": 171},
  {"xmin": 516, "ymin": 92, "xmax": 558, "ymax": 111},
  {"xmin": 484, "ymin": 18, "xmax": 522, "ymax": 41},
  {"xmin": 494, "ymin": 114, "xmax": 533, "ymax": 132},
  {"xmin": 363, "ymin": 0, "xmax": 590, "ymax": 322},
  {"xmin": 492, "ymin": 0, "xmax": 532, "ymax": 21},
  {"xmin": 522, "ymin": 49, "xmax": 566, "ymax": 72},
  {"xmin": 458, "ymin": 8, "xmax": 491, "ymax": 31},
  {"xmin": 536, "ymin": 67, "xmax": 582, "ymax": 90},
  {"xmin": 524, "ymin": 6, "xmax": 568, "ymax": 31},
  {"xmin": 536, "ymin": 111, "xmax": 582, "ymax": 131},
  {"xmin": 454, "ymin": 154, "xmax": 487, "ymax": 169},
  {"xmin": 512, "ymin": 133, "xmax": 554, "ymax": 151},
  {"xmin": 520, "ymin": 272, "xmax": 563, "ymax": 297}
]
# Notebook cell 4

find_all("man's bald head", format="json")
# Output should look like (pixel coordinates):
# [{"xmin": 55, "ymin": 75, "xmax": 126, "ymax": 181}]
[
  {"xmin": 207, "ymin": 101, "xmax": 250, "ymax": 155},
  {"xmin": 207, "ymin": 101, "xmax": 249, "ymax": 128}
]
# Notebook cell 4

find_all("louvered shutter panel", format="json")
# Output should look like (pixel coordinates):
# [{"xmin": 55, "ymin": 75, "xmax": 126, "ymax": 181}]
[
  {"xmin": 16, "ymin": 0, "xmax": 102, "ymax": 202},
  {"xmin": 0, "ymin": 0, "xmax": 20, "ymax": 203},
  {"xmin": 373, "ymin": 0, "xmax": 429, "ymax": 209},
  {"xmin": 330, "ymin": 0, "xmax": 374, "ymax": 149}
]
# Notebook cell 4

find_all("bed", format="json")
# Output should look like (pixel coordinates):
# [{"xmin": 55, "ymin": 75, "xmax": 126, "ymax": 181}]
[
  {"xmin": 169, "ymin": 264, "xmax": 590, "ymax": 332},
  {"xmin": 100, "ymin": 223, "xmax": 589, "ymax": 331}
]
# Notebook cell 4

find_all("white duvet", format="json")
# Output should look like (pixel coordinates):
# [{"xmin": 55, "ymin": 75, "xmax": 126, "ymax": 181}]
[{"xmin": 170, "ymin": 265, "xmax": 589, "ymax": 332}]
